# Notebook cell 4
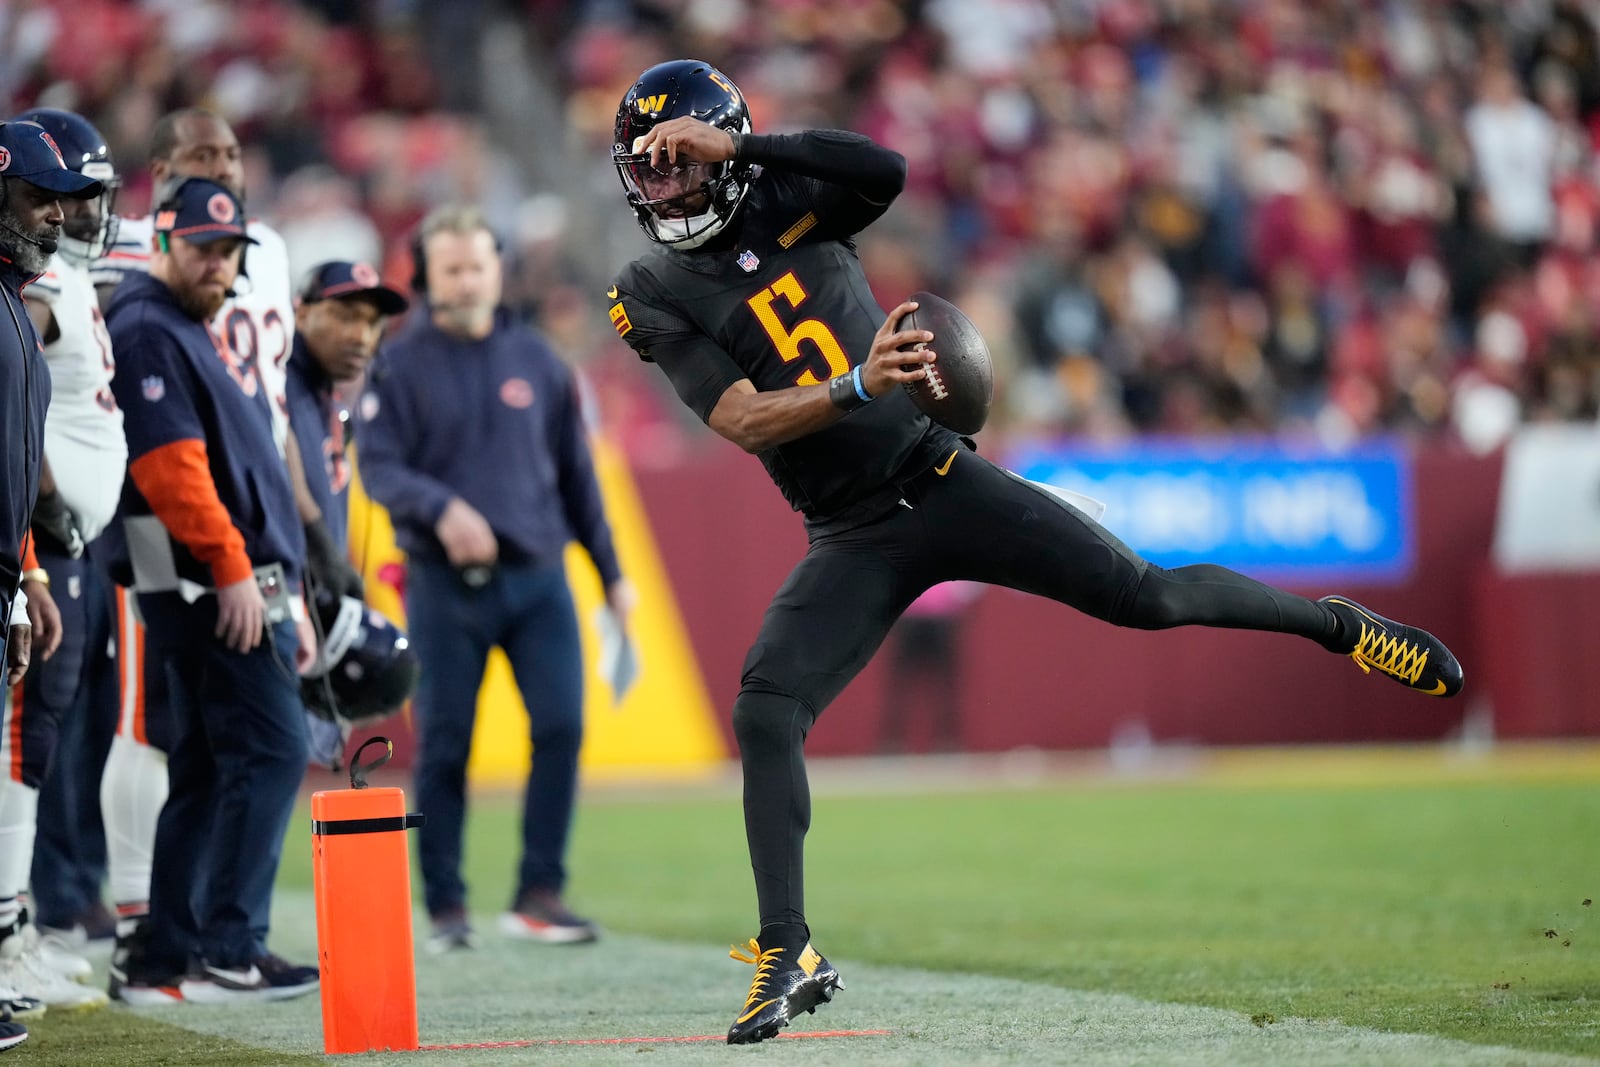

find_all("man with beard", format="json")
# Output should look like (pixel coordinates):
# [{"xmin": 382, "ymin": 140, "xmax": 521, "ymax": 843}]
[
  {"xmin": 0, "ymin": 120, "xmax": 83, "ymax": 681},
  {"xmin": 287, "ymin": 260, "xmax": 407, "ymax": 765},
  {"xmin": 94, "ymin": 108, "xmax": 354, "ymax": 594},
  {"xmin": 102, "ymin": 177, "xmax": 319, "ymax": 1005},
  {"xmin": 0, "ymin": 118, "xmax": 105, "ymax": 1049},
  {"xmin": 92, "ymin": 107, "xmax": 360, "ymax": 996}
]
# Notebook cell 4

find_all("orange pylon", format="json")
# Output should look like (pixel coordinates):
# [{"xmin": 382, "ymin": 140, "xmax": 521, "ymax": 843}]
[{"xmin": 311, "ymin": 738, "xmax": 423, "ymax": 1054}]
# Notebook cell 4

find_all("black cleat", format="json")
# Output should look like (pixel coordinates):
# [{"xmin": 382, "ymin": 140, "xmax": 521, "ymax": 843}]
[
  {"xmin": 726, "ymin": 937, "xmax": 844, "ymax": 1045},
  {"xmin": 1320, "ymin": 596, "xmax": 1464, "ymax": 697}
]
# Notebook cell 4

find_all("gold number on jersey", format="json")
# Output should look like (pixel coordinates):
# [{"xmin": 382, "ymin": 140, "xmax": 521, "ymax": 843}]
[{"xmin": 746, "ymin": 270, "xmax": 850, "ymax": 386}]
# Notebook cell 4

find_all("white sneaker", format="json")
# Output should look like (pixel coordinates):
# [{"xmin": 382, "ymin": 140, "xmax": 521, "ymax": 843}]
[
  {"xmin": 28, "ymin": 926, "xmax": 93, "ymax": 985},
  {"xmin": 36, "ymin": 923, "xmax": 86, "ymax": 951},
  {"xmin": 0, "ymin": 928, "xmax": 107, "ymax": 1011}
]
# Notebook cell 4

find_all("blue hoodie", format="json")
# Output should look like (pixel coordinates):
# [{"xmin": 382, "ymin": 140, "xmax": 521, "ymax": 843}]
[{"xmin": 357, "ymin": 309, "xmax": 620, "ymax": 586}]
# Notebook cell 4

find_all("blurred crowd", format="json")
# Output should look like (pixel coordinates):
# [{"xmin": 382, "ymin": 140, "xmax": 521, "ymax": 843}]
[
  {"xmin": 8, "ymin": 0, "xmax": 1600, "ymax": 456},
  {"xmin": 562, "ymin": 0, "xmax": 1600, "ymax": 454}
]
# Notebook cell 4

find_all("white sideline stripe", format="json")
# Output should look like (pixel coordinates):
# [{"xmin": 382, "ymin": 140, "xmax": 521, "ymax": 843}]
[{"xmin": 153, "ymin": 892, "xmax": 1597, "ymax": 1067}]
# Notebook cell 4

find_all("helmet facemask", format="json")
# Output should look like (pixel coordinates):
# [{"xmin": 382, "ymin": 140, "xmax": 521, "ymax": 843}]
[
  {"xmin": 614, "ymin": 132, "xmax": 753, "ymax": 249},
  {"xmin": 301, "ymin": 593, "xmax": 420, "ymax": 728},
  {"xmin": 58, "ymin": 161, "xmax": 119, "ymax": 263}
]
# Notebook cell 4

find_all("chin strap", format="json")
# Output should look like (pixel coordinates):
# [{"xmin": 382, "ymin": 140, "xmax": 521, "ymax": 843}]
[{"xmin": 348, "ymin": 736, "xmax": 393, "ymax": 790}]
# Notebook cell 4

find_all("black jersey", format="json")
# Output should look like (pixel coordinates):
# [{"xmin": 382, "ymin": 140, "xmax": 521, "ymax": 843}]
[{"xmin": 610, "ymin": 159, "xmax": 959, "ymax": 530}]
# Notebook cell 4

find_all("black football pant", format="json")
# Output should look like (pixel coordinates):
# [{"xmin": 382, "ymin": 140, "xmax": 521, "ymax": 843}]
[{"xmin": 734, "ymin": 448, "xmax": 1340, "ymax": 933}]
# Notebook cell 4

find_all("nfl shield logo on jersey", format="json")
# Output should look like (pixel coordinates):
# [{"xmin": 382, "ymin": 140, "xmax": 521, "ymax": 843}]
[
  {"xmin": 737, "ymin": 250, "xmax": 760, "ymax": 273},
  {"xmin": 141, "ymin": 375, "xmax": 165, "ymax": 402}
]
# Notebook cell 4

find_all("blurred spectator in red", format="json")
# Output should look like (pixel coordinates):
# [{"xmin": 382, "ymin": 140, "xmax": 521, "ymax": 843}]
[
  {"xmin": 876, "ymin": 582, "xmax": 983, "ymax": 755},
  {"xmin": 13, "ymin": 0, "xmax": 1600, "ymax": 455}
]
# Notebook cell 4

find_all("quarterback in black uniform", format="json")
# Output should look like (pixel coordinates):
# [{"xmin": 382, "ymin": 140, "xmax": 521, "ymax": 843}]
[{"xmin": 606, "ymin": 59, "xmax": 1464, "ymax": 1045}]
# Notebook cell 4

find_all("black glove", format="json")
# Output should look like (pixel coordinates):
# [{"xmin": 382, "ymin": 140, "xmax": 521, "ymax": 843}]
[
  {"xmin": 303, "ymin": 519, "xmax": 364, "ymax": 600},
  {"xmin": 31, "ymin": 489, "xmax": 84, "ymax": 560}
]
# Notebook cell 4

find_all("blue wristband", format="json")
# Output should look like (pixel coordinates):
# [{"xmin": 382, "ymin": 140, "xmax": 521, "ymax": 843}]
[{"xmin": 851, "ymin": 363, "xmax": 872, "ymax": 403}]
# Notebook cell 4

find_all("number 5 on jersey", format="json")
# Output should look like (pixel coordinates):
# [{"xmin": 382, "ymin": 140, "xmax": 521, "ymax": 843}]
[{"xmin": 746, "ymin": 270, "xmax": 850, "ymax": 386}]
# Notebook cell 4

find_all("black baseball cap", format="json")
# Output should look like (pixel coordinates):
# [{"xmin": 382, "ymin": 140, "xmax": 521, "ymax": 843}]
[
  {"xmin": 300, "ymin": 260, "xmax": 409, "ymax": 316},
  {"xmin": 0, "ymin": 121, "xmax": 102, "ymax": 198},
  {"xmin": 153, "ymin": 177, "xmax": 257, "ymax": 246}
]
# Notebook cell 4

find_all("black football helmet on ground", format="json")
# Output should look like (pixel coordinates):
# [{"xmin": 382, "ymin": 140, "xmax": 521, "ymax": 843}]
[
  {"xmin": 613, "ymin": 59, "xmax": 756, "ymax": 249},
  {"xmin": 301, "ymin": 593, "xmax": 420, "ymax": 727},
  {"xmin": 8, "ymin": 107, "xmax": 120, "ymax": 257}
]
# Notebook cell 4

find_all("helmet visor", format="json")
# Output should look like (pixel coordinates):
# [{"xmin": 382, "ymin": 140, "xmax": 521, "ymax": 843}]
[{"xmin": 616, "ymin": 154, "xmax": 717, "ymax": 220}]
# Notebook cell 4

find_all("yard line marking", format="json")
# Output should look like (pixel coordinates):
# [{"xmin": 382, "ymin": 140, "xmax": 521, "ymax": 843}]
[{"xmin": 421, "ymin": 1029, "xmax": 893, "ymax": 1049}]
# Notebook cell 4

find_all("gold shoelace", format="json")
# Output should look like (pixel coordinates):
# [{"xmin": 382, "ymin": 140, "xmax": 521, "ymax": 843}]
[
  {"xmin": 1348, "ymin": 620, "xmax": 1428, "ymax": 685},
  {"xmin": 730, "ymin": 939, "xmax": 784, "ymax": 1012}
]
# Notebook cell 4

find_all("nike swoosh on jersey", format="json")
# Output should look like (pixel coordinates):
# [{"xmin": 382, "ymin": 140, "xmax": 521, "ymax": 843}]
[
  {"xmin": 934, "ymin": 450, "xmax": 958, "ymax": 476},
  {"xmin": 606, "ymin": 285, "xmax": 619, "ymax": 299}
]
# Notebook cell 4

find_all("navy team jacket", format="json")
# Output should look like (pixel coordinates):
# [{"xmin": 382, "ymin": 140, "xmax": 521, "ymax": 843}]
[
  {"xmin": 285, "ymin": 333, "xmax": 350, "ymax": 551},
  {"xmin": 106, "ymin": 272, "xmax": 304, "ymax": 591},
  {"xmin": 0, "ymin": 256, "xmax": 49, "ymax": 602},
  {"xmin": 357, "ymin": 308, "xmax": 621, "ymax": 586}
]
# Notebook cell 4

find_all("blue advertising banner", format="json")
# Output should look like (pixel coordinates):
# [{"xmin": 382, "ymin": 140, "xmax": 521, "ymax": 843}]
[{"xmin": 1006, "ymin": 438, "xmax": 1414, "ymax": 584}]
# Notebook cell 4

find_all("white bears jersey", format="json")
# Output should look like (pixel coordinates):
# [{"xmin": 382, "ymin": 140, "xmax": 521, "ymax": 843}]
[
  {"xmin": 28, "ymin": 252, "xmax": 127, "ymax": 541},
  {"xmin": 94, "ymin": 213, "xmax": 296, "ymax": 453}
]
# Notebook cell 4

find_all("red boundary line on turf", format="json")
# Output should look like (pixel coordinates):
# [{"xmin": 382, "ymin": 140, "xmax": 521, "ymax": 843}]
[{"xmin": 419, "ymin": 1029, "xmax": 893, "ymax": 1050}]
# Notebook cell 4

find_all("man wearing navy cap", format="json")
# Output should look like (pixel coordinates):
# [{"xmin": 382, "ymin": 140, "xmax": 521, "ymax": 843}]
[
  {"xmin": 0, "ymin": 117, "xmax": 104, "ymax": 1052},
  {"xmin": 10, "ymin": 106, "xmax": 125, "ymax": 979},
  {"xmin": 289, "ymin": 261, "xmax": 407, "ymax": 765},
  {"xmin": 0, "ymin": 108, "xmax": 127, "ymax": 1013},
  {"xmin": 102, "ymin": 175, "xmax": 319, "ymax": 1005},
  {"xmin": 90, "ymin": 107, "xmax": 362, "ymax": 995},
  {"xmin": 291, "ymin": 260, "xmax": 408, "ymax": 571},
  {"xmin": 0, "ymin": 121, "xmax": 97, "ymax": 682}
]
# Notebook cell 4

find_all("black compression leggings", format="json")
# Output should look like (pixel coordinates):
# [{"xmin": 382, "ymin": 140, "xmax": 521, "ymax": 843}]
[{"xmin": 732, "ymin": 450, "xmax": 1342, "ymax": 932}]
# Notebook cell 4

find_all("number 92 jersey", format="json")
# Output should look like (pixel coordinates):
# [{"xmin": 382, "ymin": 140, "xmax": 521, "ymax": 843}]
[
  {"xmin": 607, "ymin": 169, "xmax": 956, "ymax": 528},
  {"xmin": 95, "ymin": 213, "xmax": 296, "ymax": 455}
]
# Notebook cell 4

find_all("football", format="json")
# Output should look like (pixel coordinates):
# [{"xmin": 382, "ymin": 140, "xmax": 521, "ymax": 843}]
[{"xmin": 897, "ymin": 291, "xmax": 994, "ymax": 435}]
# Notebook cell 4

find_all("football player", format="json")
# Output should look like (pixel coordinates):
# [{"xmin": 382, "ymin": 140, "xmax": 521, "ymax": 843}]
[
  {"xmin": 0, "ymin": 115, "xmax": 108, "ymax": 1032},
  {"xmin": 4, "ymin": 108, "xmax": 124, "ymax": 1012},
  {"xmin": 604, "ymin": 59, "xmax": 1465, "ymax": 1044},
  {"xmin": 12, "ymin": 110, "xmax": 122, "ymax": 965}
]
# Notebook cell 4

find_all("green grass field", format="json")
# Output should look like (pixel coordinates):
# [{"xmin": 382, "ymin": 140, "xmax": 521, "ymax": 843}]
[{"xmin": 14, "ymin": 745, "xmax": 1600, "ymax": 1064}]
